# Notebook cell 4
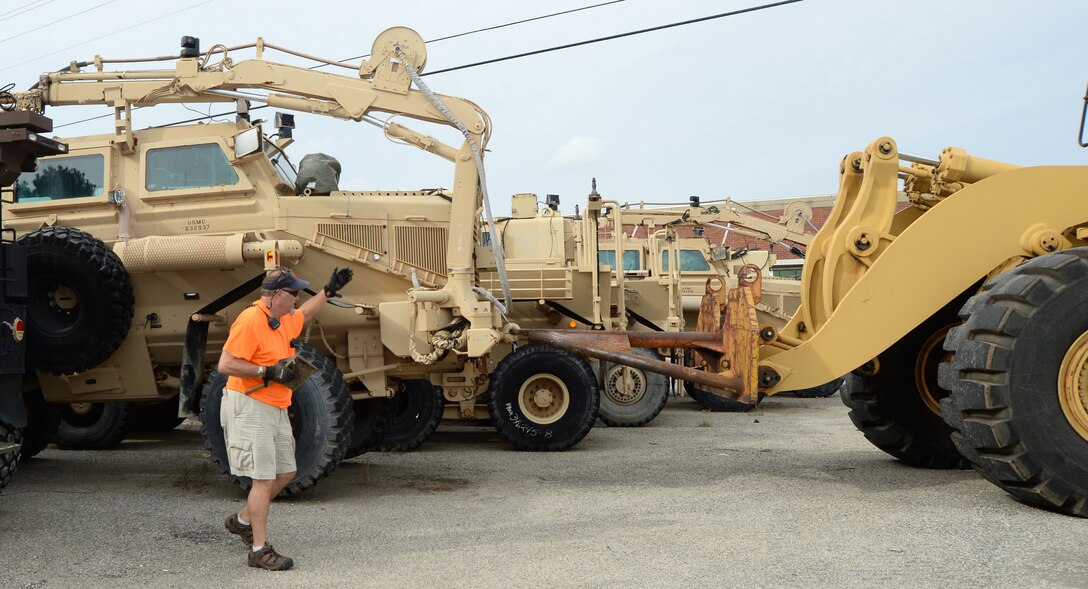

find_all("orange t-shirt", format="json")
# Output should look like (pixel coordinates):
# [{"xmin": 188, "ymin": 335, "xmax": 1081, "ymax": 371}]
[{"xmin": 224, "ymin": 300, "xmax": 306, "ymax": 409}]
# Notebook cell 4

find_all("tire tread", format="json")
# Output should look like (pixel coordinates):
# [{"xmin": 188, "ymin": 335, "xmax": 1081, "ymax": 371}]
[{"xmin": 942, "ymin": 249, "xmax": 1088, "ymax": 517}]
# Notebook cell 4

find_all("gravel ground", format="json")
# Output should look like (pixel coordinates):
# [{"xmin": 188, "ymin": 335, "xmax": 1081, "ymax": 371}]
[{"xmin": 2, "ymin": 394, "xmax": 1085, "ymax": 588}]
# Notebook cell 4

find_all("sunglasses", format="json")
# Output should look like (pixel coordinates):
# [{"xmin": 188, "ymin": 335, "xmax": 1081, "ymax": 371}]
[{"xmin": 279, "ymin": 289, "xmax": 300, "ymax": 297}]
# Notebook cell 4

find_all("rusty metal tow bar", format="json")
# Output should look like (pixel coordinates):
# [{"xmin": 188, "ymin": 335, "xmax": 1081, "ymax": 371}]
[{"xmin": 512, "ymin": 265, "xmax": 764, "ymax": 405}]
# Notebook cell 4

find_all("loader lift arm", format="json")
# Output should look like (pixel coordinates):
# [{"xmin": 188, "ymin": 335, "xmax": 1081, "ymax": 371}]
[{"xmin": 756, "ymin": 137, "xmax": 1088, "ymax": 393}]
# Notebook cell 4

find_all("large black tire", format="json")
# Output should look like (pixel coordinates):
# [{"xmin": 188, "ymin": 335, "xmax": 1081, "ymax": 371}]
[
  {"xmin": 20, "ymin": 389, "xmax": 59, "ymax": 458},
  {"xmin": 790, "ymin": 377, "xmax": 846, "ymax": 399},
  {"xmin": 487, "ymin": 345, "xmax": 599, "ymax": 451},
  {"xmin": 939, "ymin": 249, "xmax": 1088, "ymax": 517},
  {"xmin": 201, "ymin": 343, "xmax": 354, "ymax": 496},
  {"xmin": 599, "ymin": 349, "xmax": 669, "ymax": 427},
  {"xmin": 840, "ymin": 293, "xmax": 972, "ymax": 469},
  {"xmin": 343, "ymin": 397, "xmax": 390, "ymax": 459},
  {"xmin": 18, "ymin": 227, "xmax": 134, "ymax": 375},
  {"xmin": 133, "ymin": 399, "xmax": 186, "ymax": 433},
  {"xmin": 0, "ymin": 421, "xmax": 21, "ymax": 492},
  {"xmin": 379, "ymin": 380, "xmax": 443, "ymax": 451},
  {"xmin": 685, "ymin": 381, "xmax": 754, "ymax": 413},
  {"xmin": 54, "ymin": 402, "xmax": 137, "ymax": 450}
]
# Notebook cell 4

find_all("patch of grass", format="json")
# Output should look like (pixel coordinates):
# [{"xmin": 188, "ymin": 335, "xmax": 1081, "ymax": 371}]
[
  {"xmin": 167, "ymin": 461, "xmax": 211, "ymax": 491},
  {"xmin": 698, "ymin": 420, "xmax": 713, "ymax": 428},
  {"xmin": 404, "ymin": 477, "xmax": 473, "ymax": 493}
]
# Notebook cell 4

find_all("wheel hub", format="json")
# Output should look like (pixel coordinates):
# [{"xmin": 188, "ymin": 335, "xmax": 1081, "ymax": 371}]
[
  {"xmin": 52, "ymin": 285, "xmax": 78, "ymax": 311},
  {"xmin": 914, "ymin": 324, "xmax": 954, "ymax": 416},
  {"xmin": 531, "ymin": 388, "xmax": 554, "ymax": 408},
  {"xmin": 517, "ymin": 374, "xmax": 569, "ymax": 425},
  {"xmin": 69, "ymin": 402, "xmax": 93, "ymax": 415},
  {"xmin": 606, "ymin": 366, "xmax": 646, "ymax": 405},
  {"xmin": 1058, "ymin": 330, "xmax": 1088, "ymax": 442}
]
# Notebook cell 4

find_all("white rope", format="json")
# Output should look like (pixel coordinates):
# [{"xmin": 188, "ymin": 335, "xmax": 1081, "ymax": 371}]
[
  {"xmin": 472, "ymin": 285, "xmax": 507, "ymax": 318},
  {"xmin": 395, "ymin": 45, "xmax": 513, "ymax": 312}
]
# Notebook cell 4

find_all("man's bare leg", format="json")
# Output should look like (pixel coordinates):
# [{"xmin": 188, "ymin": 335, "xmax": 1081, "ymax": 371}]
[
  {"xmin": 240, "ymin": 471, "xmax": 295, "ymax": 547},
  {"xmin": 242, "ymin": 479, "xmax": 274, "ymax": 548}
]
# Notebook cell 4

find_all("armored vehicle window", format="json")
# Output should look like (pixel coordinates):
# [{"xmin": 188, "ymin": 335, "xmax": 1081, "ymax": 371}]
[
  {"xmin": 598, "ymin": 250, "xmax": 641, "ymax": 272},
  {"xmin": 146, "ymin": 143, "xmax": 239, "ymax": 191},
  {"xmin": 13, "ymin": 154, "xmax": 105, "ymax": 202},
  {"xmin": 773, "ymin": 266, "xmax": 803, "ymax": 279},
  {"xmin": 264, "ymin": 140, "xmax": 297, "ymax": 187},
  {"xmin": 661, "ymin": 249, "xmax": 711, "ymax": 272}
]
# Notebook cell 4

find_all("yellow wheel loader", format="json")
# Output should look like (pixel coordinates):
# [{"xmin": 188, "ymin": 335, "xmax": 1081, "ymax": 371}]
[{"xmin": 522, "ymin": 132, "xmax": 1088, "ymax": 517}]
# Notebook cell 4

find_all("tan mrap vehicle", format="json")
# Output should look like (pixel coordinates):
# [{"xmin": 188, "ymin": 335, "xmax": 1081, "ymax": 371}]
[
  {"xmin": 473, "ymin": 195, "xmax": 833, "ymax": 431},
  {"xmin": 598, "ymin": 199, "xmax": 809, "ymax": 332},
  {"xmin": 385, "ymin": 190, "xmax": 818, "ymax": 437},
  {"xmin": 470, "ymin": 190, "xmax": 685, "ymax": 432},
  {"xmin": 4, "ymin": 28, "xmax": 635, "ymax": 494},
  {"xmin": 593, "ymin": 200, "xmax": 844, "ymax": 411}
]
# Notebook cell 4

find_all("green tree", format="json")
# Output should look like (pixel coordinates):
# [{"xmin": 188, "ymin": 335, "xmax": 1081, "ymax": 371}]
[{"xmin": 16, "ymin": 165, "xmax": 96, "ymax": 201}]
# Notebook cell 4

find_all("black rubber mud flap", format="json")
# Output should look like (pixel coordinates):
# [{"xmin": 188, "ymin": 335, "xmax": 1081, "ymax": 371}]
[
  {"xmin": 133, "ymin": 399, "xmax": 186, "ymax": 433},
  {"xmin": 178, "ymin": 272, "xmax": 265, "ymax": 417},
  {"xmin": 19, "ymin": 389, "xmax": 59, "ymax": 458}
]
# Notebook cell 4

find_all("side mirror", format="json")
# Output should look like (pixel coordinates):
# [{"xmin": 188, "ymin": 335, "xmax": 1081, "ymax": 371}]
[
  {"xmin": 274, "ymin": 112, "xmax": 295, "ymax": 139},
  {"xmin": 234, "ymin": 127, "xmax": 263, "ymax": 159}
]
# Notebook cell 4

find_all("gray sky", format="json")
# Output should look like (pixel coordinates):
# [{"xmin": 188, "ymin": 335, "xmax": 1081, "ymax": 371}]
[{"xmin": 4, "ymin": 0, "xmax": 1087, "ymax": 213}]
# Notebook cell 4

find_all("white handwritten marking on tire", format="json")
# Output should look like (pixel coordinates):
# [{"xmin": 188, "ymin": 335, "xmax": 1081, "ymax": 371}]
[{"xmin": 506, "ymin": 402, "xmax": 552, "ymax": 438}]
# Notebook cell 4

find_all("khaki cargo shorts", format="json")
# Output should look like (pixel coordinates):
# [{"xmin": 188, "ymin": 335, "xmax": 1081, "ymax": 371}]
[{"xmin": 220, "ymin": 388, "xmax": 296, "ymax": 481}]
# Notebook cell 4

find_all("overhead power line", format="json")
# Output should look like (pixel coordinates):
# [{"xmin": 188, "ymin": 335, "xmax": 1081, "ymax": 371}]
[
  {"xmin": 55, "ymin": 0, "xmax": 630, "ymax": 129},
  {"xmin": 53, "ymin": 0, "xmax": 804, "ymax": 131},
  {"xmin": 0, "ymin": 0, "xmax": 119, "ymax": 45},
  {"xmin": 0, "ymin": 0, "xmax": 55, "ymax": 23},
  {"xmin": 0, "ymin": 1, "xmax": 42, "ymax": 19},
  {"xmin": 424, "ymin": 0, "xmax": 805, "ymax": 76},
  {"xmin": 0, "ymin": 0, "xmax": 215, "ymax": 73},
  {"xmin": 314, "ymin": 0, "xmax": 628, "ymax": 70}
]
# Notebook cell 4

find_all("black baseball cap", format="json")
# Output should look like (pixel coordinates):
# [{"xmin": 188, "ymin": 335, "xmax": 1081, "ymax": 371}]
[{"xmin": 262, "ymin": 268, "xmax": 309, "ymax": 291}]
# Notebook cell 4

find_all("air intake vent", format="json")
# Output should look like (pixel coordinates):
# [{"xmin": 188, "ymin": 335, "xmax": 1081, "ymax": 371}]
[
  {"xmin": 316, "ymin": 223, "xmax": 384, "ymax": 254},
  {"xmin": 394, "ymin": 226, "xmax": 447, "ymax": 276}
]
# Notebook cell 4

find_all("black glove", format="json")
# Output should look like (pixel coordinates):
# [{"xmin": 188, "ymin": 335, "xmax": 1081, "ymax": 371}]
[
  {"xmin": 324, "ymin": 266, "xmax": 353, "ymax": 298},
  {"xmin": 265, "ymin": 358, "xmax": 299, "ymax": 385}
]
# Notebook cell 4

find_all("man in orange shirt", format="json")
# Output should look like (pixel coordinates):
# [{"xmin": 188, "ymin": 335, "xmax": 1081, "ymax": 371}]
[{"xmin": 218, "ymin": 266, "xmax": 352, "ymax": 570}]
